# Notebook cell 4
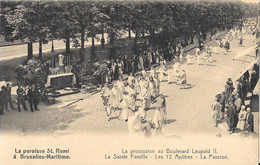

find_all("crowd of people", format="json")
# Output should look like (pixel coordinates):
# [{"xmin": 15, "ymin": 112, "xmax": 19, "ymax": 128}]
[
  {"xmin": 99, "ymin": 54, "xmax": 190, "ymax": 137},
  {"xmin": 212, "ymin": 77, "xmax": 255, "ymax": 134},
  {"xmin": 211, "ymin": 25, "xmax": 258, "ymax": 134},
  {"xmin": 94, "ymin": 41, "xmax": 189, "ymax": 87},
  {"xmin": 0, "ymin": 84, "xmax": 40, "ymax": 115},
  {"xmin": 212, "ymin": 65, "xmax": 258, "ymax": 134}
]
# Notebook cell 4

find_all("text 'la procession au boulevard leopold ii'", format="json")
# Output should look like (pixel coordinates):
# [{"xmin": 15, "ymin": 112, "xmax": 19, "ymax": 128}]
[{"xmin": 105, "ymin": 148, "xmax": 229, "ymax": 160}]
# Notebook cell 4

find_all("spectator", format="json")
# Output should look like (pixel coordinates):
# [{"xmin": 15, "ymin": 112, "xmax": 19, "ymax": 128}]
[
  {"xmin": 227, "ymin": 99, "xmax": 238, "ymax": 133},
  {"xmin": 5, "ymin": 83, "xmax": 15, "ymax": 110},
  {"xmin": 237, "ymin": 105, "xmax": 247, "ymax": 131},
  {"xmin": 245, "ymin": 107, "xmax": 254, "ymax": 132},
  {"xmin": 0, "ymin": 88, "xmax": 5, "ymax": 115},
  {"xmin": 1, "ymin": 86, "xmax": 8, "ymax": 112},
  {"xmin": 212, "ymin": 97, "xmax": 222, "ymax": 127},
  {"xmin": 27, "ymin": 85, "xmax": 39, "ymax": 112},
  {"xmin": 16, "ymin": 85, "xmax": 28, "ymax": 112}
]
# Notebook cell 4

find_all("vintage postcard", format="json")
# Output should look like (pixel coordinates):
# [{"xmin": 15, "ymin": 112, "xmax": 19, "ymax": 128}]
[{"xmin": 0, "ymin": 0, "xmax": 259, "ymax": 164}]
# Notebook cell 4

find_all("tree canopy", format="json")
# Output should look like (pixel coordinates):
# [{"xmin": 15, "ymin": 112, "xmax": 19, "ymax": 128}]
[{"xmin": 0, "ymin": 0, "xmax": 258, "ymax": 60}]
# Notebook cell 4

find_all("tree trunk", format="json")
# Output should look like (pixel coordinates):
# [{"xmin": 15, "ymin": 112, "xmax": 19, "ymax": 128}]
[
  {"xmin": 51, "ymin": 38, "xmax": 54, "ymax": 52},
  {"xmin": 39, "ymin": 39, "xmax": 42, "ymax": 59},
  {"xmin": 81, "ymin": 30, "xmax": 85, "ymax": 62},
  {"xmin": 134, "ymin": 31, "xmax": 138, "ymax": 54},
  {"xmin": 101, "ymin": 32, "xmax": 105, "ymax": 47},
  {"xmin": 27, "ymin": 41, "xmax": 33, "ymax": 60},
  {"xmin": 92, "ymin": 34, "xmax": 95, "ymax": 48},
  {"xmin": 110, "ymin": 32, "xmax": 115, "ymax": 45},
  {"xmin": 142, "ymin": 28, "xmax": 145, "ymax": 38},
  {"xmin": 128, "ymin": 26, "xmax": 131, "ymax": 38},
  {"xmin": 66, "ymin": 37, "xmax": 70, "ymax": 53},
  {"xmin": 190, "ymin": 34, "xmax": 194, "ymax": 44}
]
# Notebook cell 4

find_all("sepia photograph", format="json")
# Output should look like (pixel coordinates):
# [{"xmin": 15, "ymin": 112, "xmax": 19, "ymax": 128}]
[{"xmin": 0, "ymin": 0, "xmax": 259, "ymax": 164}]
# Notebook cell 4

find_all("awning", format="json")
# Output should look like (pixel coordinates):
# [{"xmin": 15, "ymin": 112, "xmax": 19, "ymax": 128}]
[{"xmin": 235, "ymin": 57, "xmax": 259, "ymax": 81}]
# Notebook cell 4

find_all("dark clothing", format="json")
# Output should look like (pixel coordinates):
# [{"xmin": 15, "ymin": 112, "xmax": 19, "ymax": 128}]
[
  {"xmin": 6, "ymin": 86, "xmax": 14, "ymax": 110},
  {"xmin": 219, "ymin": 94, "xmax": 226, "ymax": 112},
  {"xmin": 1, "ymin": 87, "xmax": 8, "ymax": 111},
  {"xmin": 17, "ymin": 87, "xmax": 27, "ymax": 111},
  {"xmin": 227, "ymin": 104, "xmax": 238, "ymax": 132},
  {"xmin": 134, "ymin": 57, "xmax": 139, "ymax": 73},
  {"xmin": 236, "ymin": 82, "xmax": 243, "ymax": 99},
  {"xmin": 123, "ymin": 58, "xmax": 129, "ymax": 74},
  {"xmin": 249, "ymin": 71, "xmax": 258, "ymax": 92},
  {"xmin": 246, "ymin": 112, "xmax": 254, "ymax": 132},
  {"xmin": 241, "ymin": 79, "xmax": 248, "ymax": 101},
  {"xmin": 0, "ymin": 91, "xmax": 5, "ymax": 115},
  {"xmin": 27, "ymin": 89, "xmax": 38, "ymax": 112},
  {"xmin": 224, "ymin": 84, "xmax": 234, "ymax": 103},
  {"xmin": 114, "ymin": 64, "xmax": 119, "ymax": 80},
  {"xmin": 225, "ymin": 41, "xmax": 230, "ymax": 51}
]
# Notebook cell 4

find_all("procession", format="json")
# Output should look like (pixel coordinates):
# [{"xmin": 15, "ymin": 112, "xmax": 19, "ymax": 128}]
[{"xmin": 0, "ymin": 1, "xmax": 259, "ymax": 139}]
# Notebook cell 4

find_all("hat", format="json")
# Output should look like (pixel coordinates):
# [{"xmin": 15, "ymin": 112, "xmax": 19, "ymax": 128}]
[{"xmin": 228, "ymin": 78, "xmax": 232, "ymax": 81}]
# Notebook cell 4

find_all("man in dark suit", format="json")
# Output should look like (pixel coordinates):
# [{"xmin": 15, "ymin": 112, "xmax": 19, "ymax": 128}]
[
  {"xmin": 27, "ymin": 85, "xmax": 39, "ymax": 112},
  {"xmin": 16, "ymin": 85, "xmax": 28, "ymax": 112},
  {"xmin": 6, "ymin": 83, "xmax": 15, "ymax": 110},
  {"xmin": 245, "ymin": 107, "xmax": 254, "ymax": 132}
]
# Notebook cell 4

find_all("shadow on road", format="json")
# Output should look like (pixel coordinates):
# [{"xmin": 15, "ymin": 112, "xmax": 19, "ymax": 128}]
[
  {"xmin": 166, "ymin": 119, "xmax": 177, "ymax": 125},
  {"xmin": 179, "ymin": 84, "xmax": 195, "ymax": 89}
]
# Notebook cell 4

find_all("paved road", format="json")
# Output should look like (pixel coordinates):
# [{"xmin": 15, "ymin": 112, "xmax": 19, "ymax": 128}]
[
  {"xmin": 0, "ymin": 32, "xmax": 258, "ymax": 138},
  {"xmin": 0, "ymin": 33, "xmax": 112, "ymax": 61}
]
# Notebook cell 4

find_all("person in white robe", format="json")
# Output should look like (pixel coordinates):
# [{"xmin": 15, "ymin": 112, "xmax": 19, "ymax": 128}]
[
  {"xmin": 127, "ymin": 112, "xmax": 142, "ymax": 136},
  {"xmin": 237, "ymin": 105, "xmax": 247, "ymax": 131},
  {"xmin": 150, "ymin": 67, "xmax": 155, "ymax": 78},
  {"xmin": 119, "ymin": 93, "xmax": 131, "ymax": 121},
  {"xmin": 125, "ymin": 84, "xmax": 136, "ymax": 111},
  {"xmin": 154, "ymin": 75, "xmax": 160, "ymax": 96},
  {"xmin": 158, "ymin": 67, "xmax": 164, "ymax": 82},
  {"xmin": 195, "ymin": 47, "xmax": 201, "ymax": 65},
  {"xmin": 167, "ymin": 67, "xmax": 172, "ymax": 84},
  {"xmin": 137, "ymin": 100, "xmax": 146, "ymax": 119},
  {"xmin": 148, "ymin": 76, "xmax": 156, "ymax": 102},
  {"xmin": 127, "ymin": 72, "xmax": 134, "ymax": 86},
  {"xmin": 111, "ymin": 84, "xmax": 120, "ymax": 109},
  {"xmin": 152, "ymin": 107, "xmax": 165, "ymax": 135},
  {"xmin": 179, "ymin": 70, "xmax": 187, "ymax": 85},
  {"xmin": 100, "ymin": 83, "xmax": 111, "ymax": 108},
  {"xmin": 186, "ymin": 53, "xmax": 192, "ymax": 64},
  {"xmin": 175, "ymin": 69, "xmax": 181, "ymax": 84},
  {"xmin": 141, "ymin": 69, "xmax": 146, "ymax": 77}
]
